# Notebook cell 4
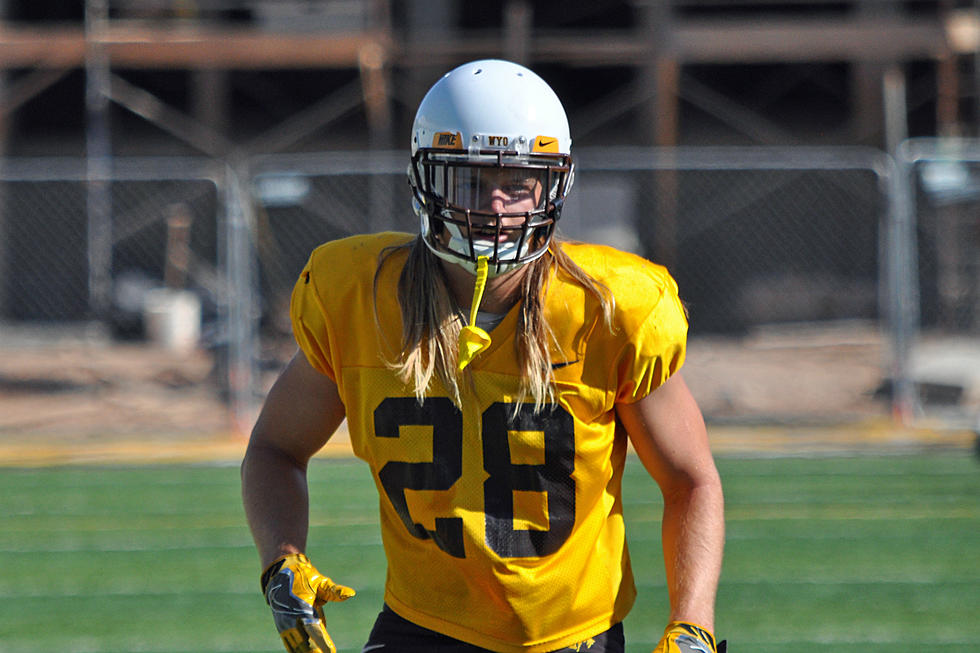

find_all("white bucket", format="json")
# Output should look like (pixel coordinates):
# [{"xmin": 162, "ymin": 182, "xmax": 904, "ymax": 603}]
[{"xmin": 143, "ymin": 289, "xmax": 202, "ymax": 353}]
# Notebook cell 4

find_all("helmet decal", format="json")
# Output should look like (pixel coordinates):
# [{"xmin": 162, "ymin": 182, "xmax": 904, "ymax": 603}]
[
  {"xmin": 432, "ymin": 132, "xmax": 463, "ymax": 149},
  {"xmin": 485, "ymin": 135, "xmax": 510, "ymax": 148},
  {"xmin": 532, "ymin": 136, "xmax": 560, "ymax": 153}
]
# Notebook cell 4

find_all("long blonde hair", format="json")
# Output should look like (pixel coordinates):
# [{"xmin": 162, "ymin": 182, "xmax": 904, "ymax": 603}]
[{"xmin": 374, "ymin": 234, "xmax": 613, "ymax": 410}]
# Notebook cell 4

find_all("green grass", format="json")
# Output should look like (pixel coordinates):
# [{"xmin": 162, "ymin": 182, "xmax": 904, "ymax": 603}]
[{"xmin": 1, "ymin": 453, "xmax": 978, "ymax": 652}]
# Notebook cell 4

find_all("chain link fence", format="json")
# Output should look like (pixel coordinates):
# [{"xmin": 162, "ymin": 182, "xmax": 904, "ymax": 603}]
[
  {"xmin": 897, "ymin": 139, "xmax": 980, "ymax": 429},
  {"xmin": 1, "ymin": 144, "xmax": 977, "ymax": 440},
  {"xmin": 0, "ymin": 157, "xmax": 232, "ymax": 437},
  {"xmin": 249, "ymin": 148, "xmax": 887, "ymax": 335},
  {"xmin": 903, "ymin": 140, "xmax": 980, "ymax": 332},
  {"xmin": 249, "ymin": 153, "xmax": 409, "ymax": 339},
  {"xmin": 248, "ymin": 148, "xmax": 900, "ymax": 426},
  {"xmin": 0, "ymin": 157, "xmax": 224, "ymax": 324}
]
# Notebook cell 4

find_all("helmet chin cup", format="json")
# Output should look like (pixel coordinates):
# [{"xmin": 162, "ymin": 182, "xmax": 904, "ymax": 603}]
[{"xmin": 419, "ymin": 210, "xmax": 549, "ymax": 278}]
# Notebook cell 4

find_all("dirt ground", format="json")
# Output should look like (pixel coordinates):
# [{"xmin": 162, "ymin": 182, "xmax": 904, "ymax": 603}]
[{"xmin": 0, "ymin": 321, "xmax": 975, "ymax": 465}]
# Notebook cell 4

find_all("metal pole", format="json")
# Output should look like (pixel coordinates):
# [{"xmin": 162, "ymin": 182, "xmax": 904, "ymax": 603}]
[
  {"xmin": 976, "ymin": 1, "xmax": 980, "ymax": 136},
  {"xmin": 85, "ymin": 0, "xmax": 112, "ymax": 319},
  {"xmin": 883, "ymin": 66, "xmax": 920, "ymax": 424},
  {"xmin": 223, "ymin": 164, "xmax": 258, "ymax": 435},
  {"xmin": 503, "ymin": 1, "xmax": 532, "ymax": 65}
]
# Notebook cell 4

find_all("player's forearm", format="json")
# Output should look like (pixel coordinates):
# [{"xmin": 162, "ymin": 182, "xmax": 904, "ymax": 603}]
[
  {"xmin": 661, "ymin": 476, "xmax": 725, "ymax": 630},
  {"xmin": 241, "ymin": 442, "xmax": 312, "ymax": 569}
]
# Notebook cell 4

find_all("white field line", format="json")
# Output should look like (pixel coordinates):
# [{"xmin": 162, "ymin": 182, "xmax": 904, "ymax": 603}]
[
  {"xmin": 0, "ymin": 639, "xmax": 298, "ymax": 653},
  {"xmin": 2, "ymin": 512, "xmax": 378, "ymax": 525},
  {"xmin": 0, "ymin": 537, "xmax": 382, "ymax": 553},
  {"xmin": 626, "ymin": 636, "xmax": 980, "ymax": 647},
  {"xmin": 2, "ymin": 578, "xmax": 974, "ymax": 602},
  {"xmin": 634, "ymin": 576, "xmax": 980, "ymax": 589},
  {"xmin": 626, "ymin": 504, "xmax": 979, "ymax": 520},
  {"xmin": 0, "ymin": 581, "xmax": 385, "ymax": 599}
]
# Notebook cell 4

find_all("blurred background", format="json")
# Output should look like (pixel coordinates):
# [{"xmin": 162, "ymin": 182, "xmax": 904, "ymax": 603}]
[{"xmin": 1, "ymin": 0, "xmax": 979, "ymax": 453}]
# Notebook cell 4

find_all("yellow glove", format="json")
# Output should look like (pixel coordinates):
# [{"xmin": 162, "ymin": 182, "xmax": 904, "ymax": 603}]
[
  {"xmin": 260, "ymin": 553, "xmax": 355, "ymax": 653},
  {"xmin": 654, "ymin": 621, "xmax": 726, "ymax": 653}
]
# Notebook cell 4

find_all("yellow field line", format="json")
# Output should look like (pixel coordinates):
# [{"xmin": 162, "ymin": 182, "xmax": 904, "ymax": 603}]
[{"xmin": 0, "ymin": 420, "xmax": 973, "ymax": 467}]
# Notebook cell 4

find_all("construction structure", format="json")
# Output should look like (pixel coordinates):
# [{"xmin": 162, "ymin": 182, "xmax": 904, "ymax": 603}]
[{"xmin": 0, "ymin": 1, "xmax": 976, "ymax": 157}]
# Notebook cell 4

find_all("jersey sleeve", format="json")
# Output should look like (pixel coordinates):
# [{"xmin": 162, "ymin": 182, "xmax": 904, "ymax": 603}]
[
  {"xmin": 289, "ymin": 258, "xmax": 338, "ymax": 381},
  {"xmin": 612, "ymin": 266, "xmax": 689, "ymax": 404}
]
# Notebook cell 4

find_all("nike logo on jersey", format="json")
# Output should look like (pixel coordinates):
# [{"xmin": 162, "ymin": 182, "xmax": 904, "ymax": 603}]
[{"xmin": 551, "ymin": 359, "xmax": 580, "ymax": 370}]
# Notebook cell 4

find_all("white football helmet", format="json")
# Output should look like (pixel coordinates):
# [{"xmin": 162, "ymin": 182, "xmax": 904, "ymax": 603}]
[{"xmin": 409, "ymin": 59, "xmax": 574, "ymax": 277}]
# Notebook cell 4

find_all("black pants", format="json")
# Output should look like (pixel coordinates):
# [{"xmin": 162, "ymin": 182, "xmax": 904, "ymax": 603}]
[{"xmin": 362, "ymin": 604, "xmax": 624, "ymax": 653}]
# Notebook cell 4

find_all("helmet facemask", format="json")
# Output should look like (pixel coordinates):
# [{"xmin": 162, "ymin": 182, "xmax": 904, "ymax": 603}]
[{"xmin": 411, "ymin": 148, "xmax": 573, "ymax": 277}]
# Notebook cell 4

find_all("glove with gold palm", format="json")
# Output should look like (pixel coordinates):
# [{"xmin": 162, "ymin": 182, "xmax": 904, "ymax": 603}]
[
  {"xmin": 653, "ymin": 621, "xmax": 727, "ymax": 653},
  {"xmin": 260, "ymin": 553, "xmax": 355, "ymax": 653}
]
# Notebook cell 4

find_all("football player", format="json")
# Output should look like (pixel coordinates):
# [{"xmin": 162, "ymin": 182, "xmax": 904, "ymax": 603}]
[{"xmin": 242, "ymin": 59, "xmax": 726, "ymax": 653}]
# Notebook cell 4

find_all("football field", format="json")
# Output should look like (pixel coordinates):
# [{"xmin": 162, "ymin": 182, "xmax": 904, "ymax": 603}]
[{"xmin": 1, "ymin": 451, "xmax": 977, "ymax": 652}]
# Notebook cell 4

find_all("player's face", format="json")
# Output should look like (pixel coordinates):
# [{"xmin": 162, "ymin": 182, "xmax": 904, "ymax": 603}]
[
  {"xmin": 458, "ymin": 167, "xmax": 544, "ymax": 213},
  {"xmin": 443, "ymin": 166, "xmax": 546, "ymax": 241}
]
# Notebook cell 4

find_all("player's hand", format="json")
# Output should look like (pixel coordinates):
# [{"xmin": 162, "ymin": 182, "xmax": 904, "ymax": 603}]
[
  {"xmin": 260, "ymin": 553, "xmax": 355, "ymax": 653},
  {"xmin": 653, "ymin": 621, "xmax": 726, "ymax": 653}
]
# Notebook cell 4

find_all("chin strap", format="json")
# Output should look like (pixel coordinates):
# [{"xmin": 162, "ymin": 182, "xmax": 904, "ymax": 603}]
[{"xmin": 457, "ymin": 256, "xmax": 493, "ymax": 371}]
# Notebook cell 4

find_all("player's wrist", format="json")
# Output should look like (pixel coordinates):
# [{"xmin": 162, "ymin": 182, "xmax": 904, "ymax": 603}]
[
  {"xmin": 262, "ymin": 546, "xmax": 306, "ymax": 566},
  {"xmin": 261, "ymin": 552, "xmax": 306, "ymax": 594},
  {"xmin": 666, "ymin": 619, "xmax": 714, "ymax": 637}
]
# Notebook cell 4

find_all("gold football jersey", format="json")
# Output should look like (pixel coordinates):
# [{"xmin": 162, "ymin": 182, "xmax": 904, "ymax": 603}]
[{"xmin": 291, "ymin": 232, "xmax": 688, "ymax": 653}]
